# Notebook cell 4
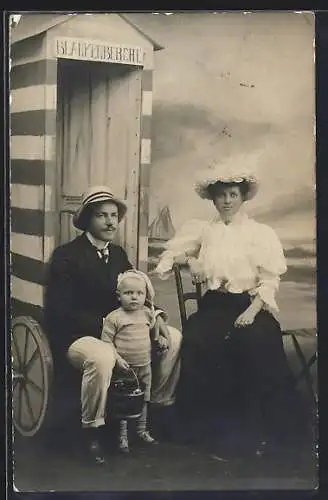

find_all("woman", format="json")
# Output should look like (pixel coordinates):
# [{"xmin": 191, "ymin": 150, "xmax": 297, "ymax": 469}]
[{"xmin": 154, "ymin": 161, "xmax": 310, "ymax": 454}]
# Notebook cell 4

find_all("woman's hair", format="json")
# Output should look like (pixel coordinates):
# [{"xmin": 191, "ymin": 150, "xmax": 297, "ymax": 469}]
[{"xmin": 207, "ymin": 180, "xmax": 249, "ymax": 201}]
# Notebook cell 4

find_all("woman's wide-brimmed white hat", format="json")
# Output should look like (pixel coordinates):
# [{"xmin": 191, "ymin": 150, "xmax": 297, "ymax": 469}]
[
  {"xmin": 73, "ymin": 185, "xmax": 128, "ymax": 230},
  {"xmin": 194, "ymin": 156, "xmax": 260, "ymax": 201}
]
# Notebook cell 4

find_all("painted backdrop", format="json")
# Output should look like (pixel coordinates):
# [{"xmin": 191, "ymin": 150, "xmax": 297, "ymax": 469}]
[{"xmin": 126, "ymin": 12, "xmax": 315, "ymax": 275}]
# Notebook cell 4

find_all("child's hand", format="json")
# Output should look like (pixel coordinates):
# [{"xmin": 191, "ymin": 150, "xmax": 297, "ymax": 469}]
[
  {"xmin": 234, "ymin": 307, "xmax": 256, "ymax": 328},
  {"xmin": 116, "ymin": 355, "xmax": 130, "ymax": 371}
]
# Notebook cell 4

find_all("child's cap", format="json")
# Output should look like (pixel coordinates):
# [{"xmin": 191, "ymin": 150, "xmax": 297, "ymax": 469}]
[{"xmin": 117, "ymin": 269, "xmax": 155, "ymax": 306}]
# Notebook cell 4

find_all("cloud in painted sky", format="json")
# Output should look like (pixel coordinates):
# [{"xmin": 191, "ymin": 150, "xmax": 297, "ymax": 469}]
[{"xmin": 126, "ymin": 12, "xmax": 315, "ymax": 244}]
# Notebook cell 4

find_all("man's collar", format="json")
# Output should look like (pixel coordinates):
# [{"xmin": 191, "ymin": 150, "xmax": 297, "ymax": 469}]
[{"xmin": 85, "ymin": 232, "xmax": 110, "ymax": 250}]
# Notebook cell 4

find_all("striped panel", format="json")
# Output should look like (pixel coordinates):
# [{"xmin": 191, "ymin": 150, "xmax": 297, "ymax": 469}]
[
  {"xmin": 11, "ymin": 85, "xmax": 57, "ymax": 113},
  {"xmin": 141, "ymin": 115, "xmax": 152, "ymax": 140},
  {"xmin": 43, "ymin": 143, "xmax": 56, "ymax": 201},
  {"xmin": 138, "ymin": 185, "xmax": 150, "ymax": 238},
  {"xmin": 10, "ymin": 56, "xmax": 58, "ymax": 297},
  {"xmin": 138, "ymin": 236, "xmax": 149, "ymax": 266},
  {"xmin": 43, "ymin": 66, "xmax": 58, "ymax": 256},
  {"xmin": 11, "ymin": 110, "xmax": 57, "ymax": 136},
  {"xmin": 11, "ymin": 160, "xmax": 45, "ymax": 186},
  {"xmin": 141, "ymin": 138, "xmax": 151, "ymax": 165},
  {"xmin": 138, "ymin": 69, "xmax": 153, "ymax": 270},
  {"xmin": 44, "ymin": 183, "xmax": 57, "ymax": 258},
  {"xmin": 141, "ymin": 70, "xmax": 153, "ymax": 92},
  {"xmin": 11, "ymin": 207, "xmax": 44, "ymax": 236},
  {"xmin": 11, "ymin": 136, "xmax": 54, "ymax": 161},
  {"xmin": 139, "ymin": 162, "xmax": 151, "ymax": 189},
  {"xmin": 10, "ymin": 233, "xmax": 55, "ymax": 267},
  {"xmin": 11, "ymin": 253, "xmax": 46, "ymax": 286},
  {"xmin": 141, "ymin": 91, "xmax": 153, "ymax": 116},
  {"xmin": 142, "ymin": 49, "xmax": 154, "ymax": 71},
  {"xmin": 10, "ymin": 35, "xmax": 46, "ymax": 65},
  {"xmin": 11, "ymin": 233, "xmax": 49, "ymax": 262},
  {"xmin": 44, "ymin": 235, "xmax": 56, "ymax": 263},
  {"xmin": 11, "ymin": 298, "xmax": 43, "ymax": 326},
  {"xmin": 11, "ymin": 276, "xmax": 44, "ymax": 307},
  {"xmin": 10, "ymin": 59, "xmax": 57, "ymax": 90},
  {"xmin": 138, "ymin": 261, "xmax": 148, "ymax": 273},
  {"xmin": 11, "ymin": 184, "xmax": 52, "ymax": 211},
  {"xmin": 11, "ymin": 209, "xmax": 56, "ymax": 239},
  {"xmin": 10, "ymin": 53, "xmax": 57, "ymax": 319},
  {"xmin": 11, "ymin": 207, "xmax": 56, "ymax": 237}
]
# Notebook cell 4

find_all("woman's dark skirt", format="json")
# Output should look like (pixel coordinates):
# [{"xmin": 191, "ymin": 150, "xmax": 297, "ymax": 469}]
[{"xmin": 176, "ymin": 290, "xmax": 310, "ymax": 444}]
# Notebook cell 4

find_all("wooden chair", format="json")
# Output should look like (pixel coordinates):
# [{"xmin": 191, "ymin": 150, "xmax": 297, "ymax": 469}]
[{"xmin": 173, "ymin": 263, "xmax": 318, "ymax": 406}]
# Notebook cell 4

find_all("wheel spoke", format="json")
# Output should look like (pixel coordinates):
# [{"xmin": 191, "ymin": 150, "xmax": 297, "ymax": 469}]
[
  {"xmin": 23, "ymin": 327, "xmax": 30, "ymax": 366},
  {"xmin": 17, "ymin": 384, "xmax": 23, "ymax": 425},
  {"xmin": 25, "ymin": 348, "xmax": 39, "ymax": 374},
  {"xmin": 23, "ymin": 386, "xmax": 36, "ymax": 426},
  {"xmin": 13, "ymin": 377, "xmax": 20, "ymax": 392},
  {"xmin": 12, "ymin": 334, "xmax": 23, "ymax": 370},
  {"xmin": 26, "ymin": 378, "xmax": 43, "ymax": 394}
]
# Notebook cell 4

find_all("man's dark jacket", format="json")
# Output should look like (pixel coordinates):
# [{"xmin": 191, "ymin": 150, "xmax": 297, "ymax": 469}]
[{"xmin": 44, "ymin": 233, "xmax": 132, "ymax": 354}]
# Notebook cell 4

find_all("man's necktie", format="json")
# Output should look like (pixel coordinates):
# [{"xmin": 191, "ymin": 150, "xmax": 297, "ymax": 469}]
[{"xmin": 97, "ymin": 247, "xmax": 109, "ymax": 264}]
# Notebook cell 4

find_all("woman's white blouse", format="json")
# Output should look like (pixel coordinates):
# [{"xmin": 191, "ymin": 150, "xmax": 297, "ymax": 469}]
[{"xmin": 154, "ymin": 213, "xmax": 287, "ymax": 313}]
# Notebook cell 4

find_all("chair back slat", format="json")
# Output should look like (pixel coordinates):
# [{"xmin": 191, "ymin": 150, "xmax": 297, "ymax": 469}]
[
  {"xmin": 195, "ymin": 283, "xmax": 202, "ymax": 308},
  {"xmin": 173, "ymin": 263, "xmax": 203, "ymax": 329},
  {"xmin": 173, "ymin": 263, "xmax": 188, "ymax": 330}
]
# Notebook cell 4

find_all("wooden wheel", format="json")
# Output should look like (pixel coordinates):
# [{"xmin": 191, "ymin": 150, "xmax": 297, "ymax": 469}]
[{"xmin": 11, "ymin": 316, "xmax": 53, "ymax": 437}]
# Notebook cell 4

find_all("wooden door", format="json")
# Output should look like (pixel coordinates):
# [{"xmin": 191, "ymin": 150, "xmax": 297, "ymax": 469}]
[{"xmin": 56, "ymin": 59, "xmax": 142, "ymax": 263}]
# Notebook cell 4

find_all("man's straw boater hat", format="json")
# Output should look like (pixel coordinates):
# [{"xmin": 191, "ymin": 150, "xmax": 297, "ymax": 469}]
[
  {"xmin": 194, "ymin": 155, "xmax": 260, "ymax": 201},
  {"xmin": 73, "ymin": 185, "xmax": 128, "ymax": 231}
]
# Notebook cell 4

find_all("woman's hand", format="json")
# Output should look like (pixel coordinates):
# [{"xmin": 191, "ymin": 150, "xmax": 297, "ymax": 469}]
[
  {"xmin": 116, "ymin": 355, "xmax": 130, "ymax": 371},
  {"xmin": 174, "ymin": 253, "xmax": 190, "ymax": 265},
  {"xmin": 234, "ymin": 307, "xmax": 257, "ymax": 328},
  {"xmin": 155, "ymin": 315, "xmax": 171, "ymax": 350},
  {"xmin": 153, "ymin": 336, "xmax": 169, "ymax": 355},
  {"xmin": 234, "ymin": 295, "xmax": 264, "ymax": 328},
  {"xmin": 188, "ymin": 257, "xmax": 207, "ymax": 284}
]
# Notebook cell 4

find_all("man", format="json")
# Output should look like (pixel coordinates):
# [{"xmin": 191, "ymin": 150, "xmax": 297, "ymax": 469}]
[{"xmin": 44, "ymin": 186, "xmax": 181, "ymax": 464}]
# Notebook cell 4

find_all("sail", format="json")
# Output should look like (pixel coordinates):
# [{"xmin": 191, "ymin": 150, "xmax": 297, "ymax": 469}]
[{"xmin": 148, "ymin": 206, "xmax": 175, "ymax": 241}]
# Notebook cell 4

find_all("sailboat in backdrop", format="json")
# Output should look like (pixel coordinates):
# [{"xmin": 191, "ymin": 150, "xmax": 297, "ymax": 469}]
[{"xmin": 148, "ymin": 206, "xmax": 175, "ymax": 269}]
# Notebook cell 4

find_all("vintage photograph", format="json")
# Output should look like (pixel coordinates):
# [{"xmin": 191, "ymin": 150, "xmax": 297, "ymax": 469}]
[{"xmin": 10, "ymin": 11, "xmax": 317, "ymax": 491}]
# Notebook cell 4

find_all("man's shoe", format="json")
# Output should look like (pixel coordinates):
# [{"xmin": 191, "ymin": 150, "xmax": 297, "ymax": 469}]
[
  {"xmin": 136, "ymin": 431, "xmax": 158, "ymax": 445},
  {"xmin": 255, "ymin": 440, "xmax": 270, "ymax": 458},
  {"xmin": 84, "ymin": 428, "xmax": 107, "ymax": 465},
  {"xmin": 87, "ymin": 438, "xmax": 107, "ymax": 464}
]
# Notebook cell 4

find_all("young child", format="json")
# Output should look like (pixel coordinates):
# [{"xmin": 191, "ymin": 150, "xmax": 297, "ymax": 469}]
[{"xmin": 101, "ymin": 269, "xmax": 169, "ymax": 453}]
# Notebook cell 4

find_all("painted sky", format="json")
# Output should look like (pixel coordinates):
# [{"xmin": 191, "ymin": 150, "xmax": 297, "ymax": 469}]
[{"xmin": 127, "ymin": 12, "xmax": 315, "ymax": 247}]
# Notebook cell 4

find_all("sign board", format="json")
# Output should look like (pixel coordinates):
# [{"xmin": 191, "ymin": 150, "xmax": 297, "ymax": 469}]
[{"xmin": 55, "ymin": 36, "xmax": 144, "ymax": 66}]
